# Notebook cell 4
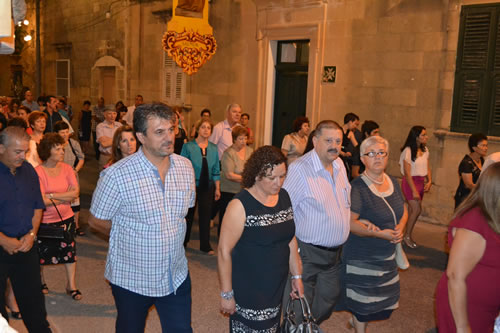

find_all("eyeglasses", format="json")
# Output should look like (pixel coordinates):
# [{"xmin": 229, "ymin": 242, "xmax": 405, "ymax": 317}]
[{"xmin": 363, "ymin": 151, "xmax": 388, "ymax": 158}]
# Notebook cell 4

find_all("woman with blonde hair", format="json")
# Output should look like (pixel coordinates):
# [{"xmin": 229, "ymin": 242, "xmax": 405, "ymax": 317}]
[{"xmin": 435, "ymin": 162, "xmax": 500, "ymax": 332}]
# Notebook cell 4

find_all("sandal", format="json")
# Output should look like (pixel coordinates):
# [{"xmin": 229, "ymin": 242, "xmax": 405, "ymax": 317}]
[
  {"xmin": 10, "ymin": 311, "xmax": 22, "ymax": 320},
  {"xmin": 76, "ymin": 228, "xmax": 85, "ymax": 236},
  {"xmin": 41, "ymin": 284, "xmax": 49, "ymax": 294},
  {"xmin": 66, "ymin": 289, "xmax": 83, "ymax": 301}
]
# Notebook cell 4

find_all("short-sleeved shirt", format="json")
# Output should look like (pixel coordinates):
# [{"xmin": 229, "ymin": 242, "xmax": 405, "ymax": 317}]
[
  {"xmin": 90, "ymin": 148, "xmax": 196, "ymax": 297},
  {"xmin": 0, "ymin": 161, "xmax": 45, "ymax": 238},
  {"xmin": 64, "ymin": 139, "xmax": 85, "ymax": 169},
  {"xmin": 281, "ymin": 132, "xmax": 307, "ymax": 165},
  {"xmin": 22, "ymin": 100, "xmax": 39, "ymax": 111},
  {"xmin": 399, "ymin": 147, "xmax": 429, "ymax": 176},
  {"xmin": 454, "ymin": 154, "xmax": 483, "ymax": 206},
  {"xmin": 283, "ymin": 149, "xmax": 351, "ymax": 247},
  {"xmin": 209, "ymin": 119, "xmax": 237, "ymax": 159},
  {"xmin": 96, "ymin": 121, "xmax": 122, "ymax": 154},
  {"xmin": 220, "ymin": 145, "xmax": 253, "ymax": 193},
  {"xmin": 35, "ymin": 163, "xmax": 78, "ymax": 223}
]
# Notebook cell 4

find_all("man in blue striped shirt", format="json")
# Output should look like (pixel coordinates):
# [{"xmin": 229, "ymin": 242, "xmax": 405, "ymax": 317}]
[
  {"xmin": 283, "ymin": 120, "xmax": 351, "ymax": 324},
  {"xmin": 89, "ymin": 103, "xmax": 196, "ymax": 333}
]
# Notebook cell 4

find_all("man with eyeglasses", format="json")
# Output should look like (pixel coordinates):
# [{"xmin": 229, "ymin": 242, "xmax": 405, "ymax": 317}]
[{"xmin": 283, "ymin": 120, "xmax": 351, "ymax": 325}]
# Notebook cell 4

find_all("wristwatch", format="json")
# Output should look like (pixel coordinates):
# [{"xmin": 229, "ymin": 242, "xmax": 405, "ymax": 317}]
[
  {"xmin": 291, "ymin": 275, "xmax": 302, "ymax": 280},
  {"xmin": 220, "ymin": 290, "xmax": 234, "ymax": 300},
  {"xmin": 28, "ymin": 231, "xmax": 37, "ymax": 241}
]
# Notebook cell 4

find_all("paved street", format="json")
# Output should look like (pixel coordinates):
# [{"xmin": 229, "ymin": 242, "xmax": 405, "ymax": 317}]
[{"xmin": 9, "ymin": 156, "xmax": 447, "ymax": 333}]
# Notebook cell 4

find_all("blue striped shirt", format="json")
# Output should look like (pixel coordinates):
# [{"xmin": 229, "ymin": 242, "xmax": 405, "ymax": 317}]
[
  {"xmin": 283, "ymin": 149, "xmax": 351, "ymax": 247},
  {"xmin": 90, "ymin": 148, "xmax": 196, "ymax": 297}
]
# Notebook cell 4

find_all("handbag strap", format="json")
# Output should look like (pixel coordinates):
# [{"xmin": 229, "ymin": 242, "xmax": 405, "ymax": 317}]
[
  {"xmin": 49, "ymin": 198, "xmax": 65, "ymax": 223},
  {"xmin": 360, "ymin": 173, "xmax": 398, "ymax": 227},
  {"xmin": 68, "ymin": 139, "xmax": 80, "ymax": 168}
]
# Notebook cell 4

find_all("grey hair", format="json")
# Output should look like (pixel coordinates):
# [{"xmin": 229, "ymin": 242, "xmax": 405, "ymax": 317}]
[
  {"xmin": 226, "ymin": 103, "xmax": 242, "ymax": 113},
  {"xmin": 133, "ymin": 103, "xmax": 175, "ymax": 134},
  {"xmin": 360, "ymin": 135, "xmax": 389, "ymax": 156},
  {"xmin": 482, "ymin": 152, "xmax": 500, "ymax": 174},
  {"xmin": 0, "ymin": 126, "xmax": 30, "ymax": 147}
]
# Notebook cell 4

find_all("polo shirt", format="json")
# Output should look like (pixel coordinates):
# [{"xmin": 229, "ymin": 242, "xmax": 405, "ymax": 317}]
[{"xmin": 0, "ymin": 161, "xmax": 45, "ymax": 238}]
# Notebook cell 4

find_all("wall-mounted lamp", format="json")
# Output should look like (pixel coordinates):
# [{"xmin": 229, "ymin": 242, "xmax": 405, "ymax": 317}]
[{"xmin": 23, "ymin": 34, "xmax": 32, "ymax": 42}]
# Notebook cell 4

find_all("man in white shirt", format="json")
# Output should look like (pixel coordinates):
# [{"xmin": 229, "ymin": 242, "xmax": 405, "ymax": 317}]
[
  {"xmin": 96, "ymin": 109, "xmax": 122, "ymax": 170},
  {"xmin": 123, "ymin": 95, "xmax": 144, "ymax": 127},
  {"xmin": 209, "ymin": 103, "xmax": 242, "ymax": 159}
]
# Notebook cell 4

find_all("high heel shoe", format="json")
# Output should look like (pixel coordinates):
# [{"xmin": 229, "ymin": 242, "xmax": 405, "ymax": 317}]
[{"xmin": 404, "ymin": 236, "xmax": 417, "ymax": 249}]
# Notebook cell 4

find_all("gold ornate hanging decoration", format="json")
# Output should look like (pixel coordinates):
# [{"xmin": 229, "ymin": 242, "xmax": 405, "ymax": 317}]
[{"xmin": 162, "ymin": 0, "xmax": 217, "ymax": 75}]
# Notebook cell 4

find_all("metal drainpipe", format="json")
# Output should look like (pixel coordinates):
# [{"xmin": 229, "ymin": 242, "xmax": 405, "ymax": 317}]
[{"xmin": 35, "ymin": 0, "xmax": 41, "ymax": 97}]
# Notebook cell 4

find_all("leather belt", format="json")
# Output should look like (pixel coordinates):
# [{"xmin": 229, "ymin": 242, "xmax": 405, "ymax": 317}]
[{"xmin": 309, "ymin": 243, "xmax": 341, "ymax": 252}]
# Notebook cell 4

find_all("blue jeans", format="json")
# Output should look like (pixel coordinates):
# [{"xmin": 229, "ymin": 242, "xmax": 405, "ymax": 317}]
[{"xmin": 111, "ymin": 274, "xmax": 193, "ymax": 333}]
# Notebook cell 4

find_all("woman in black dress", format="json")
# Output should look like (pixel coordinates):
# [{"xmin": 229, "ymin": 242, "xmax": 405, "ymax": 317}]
[
  {"xmin": 454, "ymin": 133, "xmax": 488, "ymax": 208},
  {"xmin": 218, "ymin": 146, "xmax": 304, "ymax": 332},
  {"xmin": 78, "ymin": 100, "xmax": 92, "ymax": 154}
]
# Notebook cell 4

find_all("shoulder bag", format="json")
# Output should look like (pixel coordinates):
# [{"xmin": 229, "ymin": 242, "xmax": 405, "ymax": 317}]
[
  {"xmin": 360, "ymin": 174, "xmax": 410, "ymax": 270},
  {"xmin": 37, "ymin": 199, "xmax": 74, "ymax": 243},
  {"xmin": 281, "ymin": 295, "xmax": 323, "ymax": 333}
]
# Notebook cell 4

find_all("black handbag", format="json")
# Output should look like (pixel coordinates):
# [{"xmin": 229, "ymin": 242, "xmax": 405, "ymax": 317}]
[
  {"xmin": 281, "ymin": 296, "xmax": 323, "ymax": 333},
  {"xmin": 37, "ymin": 199, "xmax": 74, "ymax": 242}
]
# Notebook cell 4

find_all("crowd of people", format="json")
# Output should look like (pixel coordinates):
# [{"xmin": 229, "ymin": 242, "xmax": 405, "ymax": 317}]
[{"xmin": 0, "ymin": 90, "xmax": 499, "ymax": 333}]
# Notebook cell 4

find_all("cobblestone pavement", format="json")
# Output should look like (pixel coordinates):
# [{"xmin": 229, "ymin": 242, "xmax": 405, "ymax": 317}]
[{"xmin": 9, "ymin": 156, "xmax": 447, "ymax": 333}]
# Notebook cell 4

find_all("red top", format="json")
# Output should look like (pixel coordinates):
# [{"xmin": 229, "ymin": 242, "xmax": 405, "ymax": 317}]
[
  {"xmin": 435, "ymin": 206, "xmax": 500, "ymax": 333},
  {"xmin": 35, "ymin": 163, "xmax": 78, "ymax": 223}
]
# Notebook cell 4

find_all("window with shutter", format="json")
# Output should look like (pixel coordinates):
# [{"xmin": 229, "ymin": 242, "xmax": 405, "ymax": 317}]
[
  {"xmin": 161, "ymin": 52, "xmax": 186, "ymax": 105},
  {"xmin": 451, "ymin": 5, "xmax": 500, "ymax": 136},
  {"xmin": 56, "ymin": 59, "xmax": 70, "ymax": 97}
]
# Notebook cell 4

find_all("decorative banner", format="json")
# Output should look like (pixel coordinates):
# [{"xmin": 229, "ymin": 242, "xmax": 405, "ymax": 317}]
[
  {"xmin": 322, "ymin": 66, "xmax": 336, "ymax": 83},
  {"xmin": 162, "ymin": 0, "xmax": 217, "ymax": 75}
]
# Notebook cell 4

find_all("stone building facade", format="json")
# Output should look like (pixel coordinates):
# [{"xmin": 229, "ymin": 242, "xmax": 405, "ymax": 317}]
[{"xmin": 3, "ymin": 0, "xmax": 500, "ymax": 225}]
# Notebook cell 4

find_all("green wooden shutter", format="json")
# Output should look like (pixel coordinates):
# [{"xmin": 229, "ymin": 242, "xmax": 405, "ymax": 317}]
[
  {"xmin": 451, "ymin": 7, "xmax": 494, "ymax": 133},
  {"xmin": 488, "ymin": 15, "xmax": 500, "ymax": 136}
]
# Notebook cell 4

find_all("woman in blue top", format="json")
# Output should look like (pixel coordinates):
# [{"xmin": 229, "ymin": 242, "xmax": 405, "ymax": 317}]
[{"xmin": 181, "ymin": 119, "xmax": 221, "ymax": 254}]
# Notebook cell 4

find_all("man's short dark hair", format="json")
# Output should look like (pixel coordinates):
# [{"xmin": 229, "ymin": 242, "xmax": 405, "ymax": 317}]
[
  {"xmin": 53, "ymin": 120, "xmax": 69, "ymax": 133},
  {"xmin": 37, "ymin": 96, "xmax": 46, "ymax": 105},
  {"xmin": 241, "ymin": 113, "xmax": 250, "ymax": 120},
  {"xmin": 361, "ymin": 120, "xmax": 379, "ymax": 138},
  {"xmin": 314, "ymin": 120, "xmax": 342, "ymax": 137},
  {"xmin": 200, "ymin": 108, "xmax": 211, "ymax": 117},
  {"xmin": 468, "ymin": 133, "xmax": 488, "ymax": 153},
  {"xmin": 37, "ymin": 133, "xmax": 65, "ymax": 161},
  {"xmin": 46, "ymin": 95, "xmax": 57, "ymax": 104},
  {"xmin": 343, "ymin": 113, "xmax": 359, "ymax": 124},
  {"xmin": 7, "ymin": 117, "xmax": 28, "ymax": 130},
  {"xmin": 0, "ymin": 126, "xmax": 30, "ymax": 147},
  {"xmin": 133, "ymin": 103, "xmax": 175, "ymax": 134},
  {"xmin": 83, "ymin": 100, "xmax": 91, "ymax": 106}
]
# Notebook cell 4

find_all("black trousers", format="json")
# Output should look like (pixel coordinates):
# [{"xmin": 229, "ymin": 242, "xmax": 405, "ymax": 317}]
[
  {"xmin": 217, "ymin": 191, "xmax": 236, "ymax": 237},
  {"xmin": 184, "ymin": 183, "xmax": 215, "ymax": 252},
  {"xmin": 0, "ymin": 245, "xmax": 51, "ymax": 332}
]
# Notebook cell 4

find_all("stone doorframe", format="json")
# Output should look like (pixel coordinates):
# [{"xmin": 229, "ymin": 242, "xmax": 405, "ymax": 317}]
[
  {"xmin": 90, "ymin": 55, "xmax": 125, "ymax": 105},
  {"xmin": 253, "ymin": 4, "xmax": 327, "ymax": 146}
]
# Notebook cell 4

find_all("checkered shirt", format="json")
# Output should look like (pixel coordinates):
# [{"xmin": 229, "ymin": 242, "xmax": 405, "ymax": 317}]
[{"xmin": 90, "ymin": 148, "xmax": 196, "ymax": 297}]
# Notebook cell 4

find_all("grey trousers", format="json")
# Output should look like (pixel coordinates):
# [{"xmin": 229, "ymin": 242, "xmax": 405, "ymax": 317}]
[{"xmin": 282, "ymin": 239, "xmax": 343, "ymax": 325}]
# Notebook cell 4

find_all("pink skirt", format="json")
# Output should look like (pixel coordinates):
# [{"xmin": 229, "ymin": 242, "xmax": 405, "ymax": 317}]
[{"xmin": 401, "ymin": 176, "xmax": 425, "ymax": 201}]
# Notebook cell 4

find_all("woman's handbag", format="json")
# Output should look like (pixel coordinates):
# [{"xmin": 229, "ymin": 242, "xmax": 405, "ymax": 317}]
[
  {"xmin": 361, "ymin": 174, "xmax": 410, "ymax": 270},
  {"xmin": 37, "ymin": 199, "xmax": 74, "ymax": 242},
  {"xmin": 281, "ymin": 295, "xmax": 323, "ymax": 333}
]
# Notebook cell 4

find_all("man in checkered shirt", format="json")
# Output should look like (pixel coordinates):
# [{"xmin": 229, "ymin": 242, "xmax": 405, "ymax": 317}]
[{"xmin": 89, "ymin": 103, "xmax": 196, "ymax": 332}]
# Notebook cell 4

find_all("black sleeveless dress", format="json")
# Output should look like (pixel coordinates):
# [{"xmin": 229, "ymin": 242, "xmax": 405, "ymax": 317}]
[{"xmin": 230, "ymin": 189, "xmax": 295, "ymax": 332}]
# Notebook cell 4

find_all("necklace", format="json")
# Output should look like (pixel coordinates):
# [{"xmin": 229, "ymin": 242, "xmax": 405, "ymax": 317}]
[{"xmin": 363, "ymin": 172, "xmax": 385, "ymax": 185}]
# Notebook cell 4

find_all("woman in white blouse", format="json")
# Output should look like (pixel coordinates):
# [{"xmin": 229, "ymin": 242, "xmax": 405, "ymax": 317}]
[
  {"xmin": 399, "ymin": 126, "xmax": 432, "ymax": 248},
  {"xmin": 281, "ymin": 116, "xmax": 310, "ymax": 165}
]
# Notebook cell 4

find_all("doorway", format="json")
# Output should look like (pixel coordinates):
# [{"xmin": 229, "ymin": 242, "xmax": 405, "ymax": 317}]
[
  {"xmin": 272, "ymin": 40, "xmax": 309, "ymax": 147},
  {"xmin": 100, "ymin": 67, "xmax": 116, "ymax": 105}
]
